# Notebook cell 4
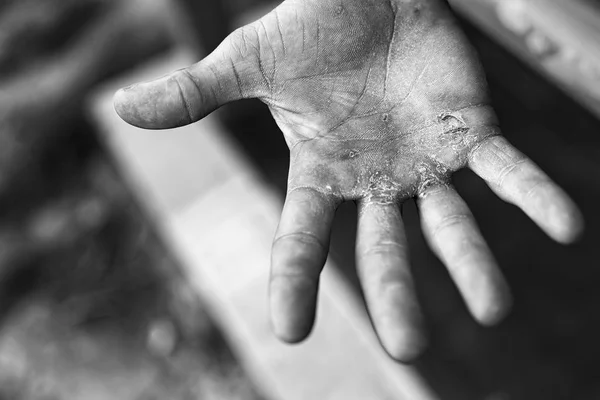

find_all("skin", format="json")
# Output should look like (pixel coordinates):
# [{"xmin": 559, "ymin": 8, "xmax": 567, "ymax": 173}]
[{"xmin": 113, "ymin": 0, "xmax": 584, "ymax": 361}]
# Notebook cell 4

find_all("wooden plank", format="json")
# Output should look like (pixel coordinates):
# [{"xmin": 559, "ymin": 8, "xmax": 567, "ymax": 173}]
[
  {"xmin": 88, "ymin": 49, "xmax": 437, "ymax": 400},
  {"xmin": 450, "ymin": 0, "xmax": 600, "ymax": 118}
]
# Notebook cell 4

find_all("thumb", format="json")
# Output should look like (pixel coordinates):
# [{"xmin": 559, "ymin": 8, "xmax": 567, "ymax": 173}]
[{"xmin": 113, "ymin": 28, "xmax": 261, "ymax": 129}]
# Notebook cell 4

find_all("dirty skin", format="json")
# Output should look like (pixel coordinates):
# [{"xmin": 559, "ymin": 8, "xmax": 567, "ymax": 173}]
[
  {"xmin": 286, "ymin": 102, "xmax": 500, "ymax": 206},
  {"xmin": 114, "ymin": 0, "xmax": 584, "ymax": 362}
]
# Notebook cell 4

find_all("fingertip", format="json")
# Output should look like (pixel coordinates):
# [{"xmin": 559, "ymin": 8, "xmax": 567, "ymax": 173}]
[
  {"xmin": 462, "ymin": 265, "xmax": 513, "ymax": 327},
  {"xmin": 113, "ymin": 81, "xmax": 176, "ymax": 129},
  {"xmin": 272, "ymin": 323, "xmax": 312, "ymax": 344},
  {"xmin": 113, "ymin": 83, "xmax": 150, "ymax": 127},
  {"xmin": 269, "ymin": 275, "xmax": 318, "ymax": 344},
  {"xmin": 529, "ymin": 183, "xmax": 586, "ymax": 245},
  {"xmin": 378, "ymin": 325, "xmax": 428, "ymax": 363},
  {"xmin": 368, "ymin": 288, "xmax": 428, "ymax": 362},
  {"xmin": 112, "ymin": 74, "xmax": 193, "ymax": 129},
  {"xmin": 471, "ymin": 290, "xmax": 513, "ymax": 327},
  {"xmin": 550, "ymin": 201, "xmax": 585, "ymax": 245},
  {"xmin": 113, "ymin": 85, "xmax": 134, "ymax": 123}
]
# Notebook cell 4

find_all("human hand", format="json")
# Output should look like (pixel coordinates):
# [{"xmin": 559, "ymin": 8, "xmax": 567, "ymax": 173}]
[{"xmin": 113, "ymin": 0, "xmax": 584, "ymax": 361}]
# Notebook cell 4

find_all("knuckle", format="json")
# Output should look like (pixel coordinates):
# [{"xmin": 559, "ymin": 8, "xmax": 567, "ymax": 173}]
[
  {"xmin": 170, "ymin": 71, "xmax": 196, "ymax": 123},
  {"xmin": 287, "ymin": 185, "xmax": 338, "ymax": 206},
  {"xmin": 431, "ymin": 213, "xmax": 470, "ymax": 238},
  {"xmin": 273, "ymin": 231, "xmax": 326, "ymax": 252},
  {"xmin": 269, "ymin": 271, "xmax": 318, "ymax": 288},
  {"xmin": 358, "ymin": 241, "xmax": 406, "ymax": 259}
]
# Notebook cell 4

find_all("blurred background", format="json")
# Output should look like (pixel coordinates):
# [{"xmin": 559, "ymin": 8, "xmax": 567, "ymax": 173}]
[{"xmin": 0, "ymin": 0, "xmax": 599, "ymax": 399}]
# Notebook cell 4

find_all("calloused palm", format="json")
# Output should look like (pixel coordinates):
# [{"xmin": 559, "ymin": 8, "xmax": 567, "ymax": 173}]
[{"xmin": 114, "ymin": 0, "xmax": 583, "ymax": 361}]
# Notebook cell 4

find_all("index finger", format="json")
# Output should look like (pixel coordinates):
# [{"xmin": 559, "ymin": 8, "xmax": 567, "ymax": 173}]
[{"xmin": 270, "ymin": 187, "xmax": 337, "ymax": 343}]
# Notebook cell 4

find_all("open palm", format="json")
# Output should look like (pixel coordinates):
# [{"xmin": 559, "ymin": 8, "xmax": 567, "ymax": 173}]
[{"xmin": 114, "ymin": 0, "xmax": 583, "ymax": 361}]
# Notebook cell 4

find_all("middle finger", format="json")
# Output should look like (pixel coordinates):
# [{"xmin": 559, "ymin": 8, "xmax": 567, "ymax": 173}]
[{"xmin": 356, "ymin": 199, "xmax": 425, "ymax": 362}]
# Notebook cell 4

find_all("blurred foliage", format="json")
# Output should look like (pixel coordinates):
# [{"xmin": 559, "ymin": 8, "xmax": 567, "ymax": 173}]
[{"xmin": 0, "ymin": 0, "xmax": 265, "ymax": 398}]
